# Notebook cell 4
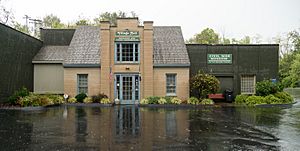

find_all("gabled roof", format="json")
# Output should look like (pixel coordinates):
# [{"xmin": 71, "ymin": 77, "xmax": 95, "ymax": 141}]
[
  {"xmin": 32, "ymin": 46, "xmax": 68, "ymax": 63},
  {"xmin": 63, "ymin": 26, "xmax": 100, "ymax": 66},
  {"xmin": 153, "ymin": 26, "xmax": 190, "ymax": 66}
]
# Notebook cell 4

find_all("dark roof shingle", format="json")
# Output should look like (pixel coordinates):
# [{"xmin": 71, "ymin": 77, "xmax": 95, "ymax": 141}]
[
  {"xmin": 64, "ymin": 26, "xmax": 100, "ymax": 65},
  {"xmin": 32, "ymin": 46, "xmax": 68, "ymax": 62},
  {"xmin": 153, "ymin": 26, "xmax": 190, "ymax": 66}
]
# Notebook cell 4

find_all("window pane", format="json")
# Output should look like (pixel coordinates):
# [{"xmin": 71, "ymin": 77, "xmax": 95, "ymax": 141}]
[
  {"xmin": 116, "ymin": 43, "xmax": 139, "ymax": 62},
  {"xmin": 241, "ymin": 75, "xmax": 255, "ymax": 94},
  {"xmin": 78, "ymin": 74, "xmax": 88, "ymax": 94},
  {"xmin": 166, "ymin": 74, "xmax": 176, "ymax": 95}
]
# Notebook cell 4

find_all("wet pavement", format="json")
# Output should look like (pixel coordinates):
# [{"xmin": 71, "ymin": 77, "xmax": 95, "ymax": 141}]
[{"xmin": 0, "ymin": 99, "xmax": 299, "ymax": 151}]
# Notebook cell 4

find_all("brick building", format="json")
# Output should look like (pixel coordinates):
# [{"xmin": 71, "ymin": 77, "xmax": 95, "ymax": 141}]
[{"xmin": 32, "ymin": 18, "xmax": 190, "ymax": 104}]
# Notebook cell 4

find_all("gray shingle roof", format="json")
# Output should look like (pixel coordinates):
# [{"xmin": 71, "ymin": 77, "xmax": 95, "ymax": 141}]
[
  {"xmin": 32, "ymin": 46, "xmax": 68, "ymax": 62},
  {"xmin": 64, "ymin": 26, "xmax": 100, "ymax": 65},
  {"xmin": 153, "ymin": 26, "xmax": 190, "ymax": 66}
]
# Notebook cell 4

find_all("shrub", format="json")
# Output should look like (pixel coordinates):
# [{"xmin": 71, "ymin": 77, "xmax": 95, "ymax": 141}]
[
  {"xmin": 67, "ymin": 97, "xmax": 77, "ymax": 103},
  {"xmin": 140, "ymin": 98, "xmax": 149, "ymax": 104},
  {"xmin": 170, "ymin": 97, "xmax": 182, "ymax": 104},
  {"xmin": 158, "ymin": 98, "xmax": 167, "ymax": 104},
  {"xmin": 234, "ymin": 94, "xmax": 249, "ymax": 104},
  {"xmin": 83, "ymin": 97, "xmax": 93, "ymax": 103},
  {"xmin": 190, "ymin": 70, "xmax": 220, "ymax": 99},
  {"xmin": 147, "ymin": 96, "xmax": 160, "ymax": 104},
  {"xmin": 91, "ymin": 93, "xmax": 108, "ymax": 103},
  {"xmin": 100, "ymin": 98, "xmax": 110, "ymax": 104},
  {"xmin": 273, "ymin": 92, "xmax": 294, "ymax": 104},
  {"xmin": 264, "ymin": 94, "xmax": 281, "ymax": 104},
  {"xmin": 256, "ymin": 80, "xmax": 282, "ymax": 96},
  {"xmin": 8, "ymin": 87, "xmax": 30, "ymax": 104},
  {"xmin": 75, "ymin": 93, "xmax": 87, "ymax": 103},
  {"xmin": 187, "ymin": 97, "xmax": 200, "ymax": 105},
  {"xmin": 164, "ymin": 96, "xmax": 173, "ymax": 104},
  {"xmin": 200, "ymin": 99, "xmax": 214, "ymax": 105},
  {"xmin": 245, "ymin": 95, "xmax": 265, "ymax": 106},
  {"xmin": 47, "ymin": 94, "xmax": 64, "ymax": 104},
  {"xmin": 17, "ymin": 93, "xmax": 54, "ymax": 107}
]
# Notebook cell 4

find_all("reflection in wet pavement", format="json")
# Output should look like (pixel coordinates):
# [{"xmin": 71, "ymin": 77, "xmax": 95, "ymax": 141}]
[{"xmin": 0, "ymin": 101, "xmax": 300, "ymax": 150}]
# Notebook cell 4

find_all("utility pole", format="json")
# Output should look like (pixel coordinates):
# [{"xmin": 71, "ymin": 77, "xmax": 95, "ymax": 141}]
[
  {"xmin": 29, "ymin": 18, "xmax": 42, "ymax": 38},
  {"xmin": 23, "ymin": 15, "xmax": 30, "ymax": 33}
]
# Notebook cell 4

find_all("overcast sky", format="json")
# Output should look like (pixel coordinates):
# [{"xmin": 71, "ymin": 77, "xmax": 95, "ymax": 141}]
[{"xmin": 4, "ymin": 0, "xmax": 300, "ymax": 42}]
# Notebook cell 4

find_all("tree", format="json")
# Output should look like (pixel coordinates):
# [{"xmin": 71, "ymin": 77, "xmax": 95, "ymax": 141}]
[
  {"xmin": 190, "ymin": 70, "xmax": 220, "ymax": 98},
  {"xmin": 289, "ymin": 53, "xmax": 300, "ymax": 87},
  {"xmin": 76, "ymin": 19, "xmax": 90, "ymax": 26},
  {"xmin": 187, "ymin": 28, "xmax": 219, "ymax": 44},
  {"xmin": 0, "ymin": 0, "xmax": 14, "ymax": 25},
  {"xmin": 94, "ymin": 11, "xmax": 138, "ymax": 26},
  {"xmin": 43, "ymin": 14, "xmax": 64, "ymax": 28},
  {"xmin": 239, "ymin": 36, "xmax": 251, "ymax": 44},
  {"xmin": 13, "ymin": 22, "xmax": 30, "ymax": 34}
]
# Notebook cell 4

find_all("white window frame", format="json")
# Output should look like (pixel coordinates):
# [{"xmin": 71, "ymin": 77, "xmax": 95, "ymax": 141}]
[
  {"xmin": 240, "ymin": 75, "xmax": 256, "ymax": 94},
  {"xmin": 77, "ymin": 74, "xmax": 88, "ymax": 94},
  {"xmin": 115, "ymin": 42, "xmax": 140, "ymax": 63},
  {"xmin": 166, "ymin": 74, "xmax": 177, "ymax": 96}
]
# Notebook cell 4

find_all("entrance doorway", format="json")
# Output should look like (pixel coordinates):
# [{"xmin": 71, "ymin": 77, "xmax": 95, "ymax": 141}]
[{"xmin": 115, "ymin": 74, "xmax": 140, "ymax": 104}]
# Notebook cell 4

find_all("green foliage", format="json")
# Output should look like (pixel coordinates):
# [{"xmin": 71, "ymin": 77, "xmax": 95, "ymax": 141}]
[
  {"xmin": 263, "ymin": 94, "xmax": 281, "ymax": 104},
  {"xmin": 188, "ymin": 28, "xmax": 219, "ymax": 44},
  {"xmin": 245, "ymin": 95, "xmax": 265, "ymax": 106},
  {"xmin": 100, "ymin": 98, "xmax": 110, "ymax": 104},
  {"xmin": 273, "ymin": 92, "xmax": 294, "ymax": 104},
  {"xmin": 200, "ymin": 99, "xmax": 214, "ymax": 105},
  {"xmin": 163, "ymin": 96, "xmax": 173, "ymax": 104},
  {"xmin": 13, "ymin": 22, "xmax": 30, "ymax": 34},
  {"xmin": 94, "ymin": 11, "xmax": 138, "ymax": 26},
  {"xmin": 190, "ymin": 70, "xmax": 220, "ymax": 99},
  {"xmin": 147, "ymin": 96, "xmax": 160, "ymax": 104},
  {"xmin": 46, "ymin": 94, "xmax": 64, "ymax": 104},
  {"xmin": 91, "ymin": 93, "xmax": 108, "ymax": 103},
  {"xmin": 8, "ymin": 87, "xmax": 30, "ymax": 104},
  {"xmin": 187, "ymin": 97, "xmax": 200, "ymax": 105},
  {"xmin": 75, "ymin": 93, "xmax": 87, "ymax": 103},
  {"xmin": 83, "ymin": 97, "xmax": 93, "ymax": 103},
  {"xmin": 256, "ymin": 80, "xmax": 282, "ymax": 96},
  {"xmin": 171, "ymin": 97, "xmax": 182, "ymax": 104},
  {"xmin": 17, "ymin": 93, "xmax": 54, "ymax": 107},
  {"xmin": 140, "ymin": 98, "xmax": 149, "ymax": 104},
  {"xmin": 158, "ymin": 98, "xmax": 167, "ymax": 104},
  {"xmin": 43, "ymin": 14, "xmax": 65, "ymax": 28},
  {"xmin": 67, "ymin": 97, "xmax": 77, "ymax": 103},
  {"xmin": 234, "ymin": 94, "xmax": 249, "ymax": 104}
]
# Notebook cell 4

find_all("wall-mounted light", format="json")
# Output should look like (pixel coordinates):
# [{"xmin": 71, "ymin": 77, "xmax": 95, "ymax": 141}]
[{"xmin": 125, "ymin": 66, "xmax": 130, "ymax": 70}]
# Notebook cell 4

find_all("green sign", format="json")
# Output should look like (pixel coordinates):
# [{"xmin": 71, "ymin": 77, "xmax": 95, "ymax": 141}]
[
  {"xmin": 207, "ymin": 54, "xmax": 232, "ymax": 64},
  {"xmin": 115, "ymin": 31, "xmax": 140, "ymax": 41}
]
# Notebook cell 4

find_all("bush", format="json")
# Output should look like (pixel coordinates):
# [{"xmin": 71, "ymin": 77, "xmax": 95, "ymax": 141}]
[
  {"xmin": 273, "ymin": 92, "xmax": 294, "ymax": 104},
  {"xmin": 234, "ymin": 94, "xmax": 249, "ymax": 104},
  {"xmin": 190, "ymin": 70, "xmax": 220, "ymax": 98},
  {"xmin": 164, "ymin": 96, "xmax": 173, "ymax": 104},
  {"xmin": 245, "ymin": 95, "xmax": 265, "ymax": 106},
  {"xmin": 47, "ymin": 94, "xmax": 64, "ymax": 104},
  {"xmin": 200, "ymin": 99, "xmax": 214, "ymax": 105},
  {"xmin": 256, "ymin": 80, "xmax": 282, "ymax": 96},
  {"xmin": 17, "ymin": 93, "xmax": 54, "ymax": 107},
  {"xmin": 83, "ymin": 97, "xmax": 93, "ymax": 103},
  {"xmin": 147, "ymin": 96, "xmax": 160, "ymax": 104},
  {"xmin": 91, "ymin": 93, "xmax": 108, "ymax": 103},
  {"xmin": 67, "ymin": 97, "xmax": 77, "ymax": 103},
  {"xmin": 187, "ymin": 97, "xmax": 200, "ymax": 105},
  {"xmin": 170, "ymin": 97, "xmax": 182, "ymax": 104},
  {"xmin": 158, "ymin": 98, "xmax": 167, "ymax": 104},
  {"xmin": 264, "ymin": 94, "xmax": 281, "ymax": 104},
  {"xmin": 140, "ymin": 98, "xmax": 149, "ymax": 104},
  {"xmin": 100, "ymin": 98, "xmax": 110, "ymax": 104},
  {"xmin": 8, "ymin": 87, "xmax": 30, "ymax": 104},
  {"xmin": 75, "ymin": 93, "xmax": 87, "ymax": 103}
]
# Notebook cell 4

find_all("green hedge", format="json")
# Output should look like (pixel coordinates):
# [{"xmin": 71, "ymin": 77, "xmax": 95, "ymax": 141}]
[{"xmin": 235, "ymin": 92, "xmax": 294, "ymax": 106}]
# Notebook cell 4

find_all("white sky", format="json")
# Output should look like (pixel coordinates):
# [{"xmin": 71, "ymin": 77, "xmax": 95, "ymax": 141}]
[{"xmin": 4, "ymin": 0, "xmax": 300, "ymax": 42}]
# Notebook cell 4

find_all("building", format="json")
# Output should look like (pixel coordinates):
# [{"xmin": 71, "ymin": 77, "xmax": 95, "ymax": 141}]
[
  {"xmin": 187, "ymin": 44, "xmax": 279, "ymax": 97},
  {"xmin": 32, "ymin": 18, "xmax": 190, "ymax": 104}
]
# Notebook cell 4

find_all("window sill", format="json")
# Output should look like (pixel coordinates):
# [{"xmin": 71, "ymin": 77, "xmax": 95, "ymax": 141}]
[
  {"xmin": 115, "ymin": 62, "xmax": 140, "ymax": 65},
  {"xmin": 166, "ymin": 94, "xmax": 177, "ymax": 97}
]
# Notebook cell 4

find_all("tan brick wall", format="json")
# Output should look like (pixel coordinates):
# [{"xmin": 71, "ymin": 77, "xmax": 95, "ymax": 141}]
[
  {"xmin": 64, "ymin": 68, "xmax": 101, "ymax": 97},
  {"xmin": 153, "ymin": 68, "xmax": 190, "ymax": 101}
]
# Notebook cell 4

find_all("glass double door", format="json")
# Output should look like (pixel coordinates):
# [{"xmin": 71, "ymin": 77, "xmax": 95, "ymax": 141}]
[{"xmin": 115, "ymin": 74, "xmax": 140, "ymax": 104}]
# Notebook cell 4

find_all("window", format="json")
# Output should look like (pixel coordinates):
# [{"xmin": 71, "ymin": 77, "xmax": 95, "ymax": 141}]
[
  {"xmin": 77, "ymin": 74, "xmax": 88, "ymax": 94},
  {"xmin": 115, "ymin": 42, "xmax": 139, "ymax": 63},
  {"xmin": 166, "ymin": 74, "xmax": 176, "ymax": 96},
  {"xmin": 241, "ymin": 75, "xmax": 256, "ymax": 94}
]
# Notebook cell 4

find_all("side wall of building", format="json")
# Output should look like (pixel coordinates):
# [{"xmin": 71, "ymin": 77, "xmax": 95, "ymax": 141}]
[
  {"xmin": 40, "ymin": 28, "xmax": 75, "ymax": 46},
  {"xmin": 0, "ymin": 23, "xmax": 43, "ymax": 102},
  {"xmin": 187, "ymin": 44, "xmax": 279, "ymax": 96},
  {"xmin": 34, "ymin": 64, "xmax": 64, "ymax": 94},
  {"xmin": 64, "ymin": 68, "xmax": 101, "ymax": 97},
  {"xmin": 153, "ymin": 68, "xmax": 190, "ymax": 100}
]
